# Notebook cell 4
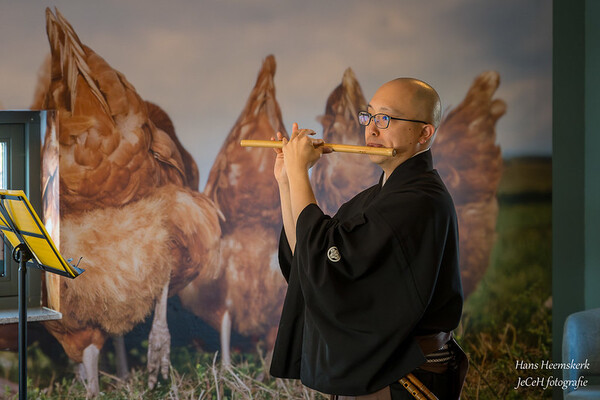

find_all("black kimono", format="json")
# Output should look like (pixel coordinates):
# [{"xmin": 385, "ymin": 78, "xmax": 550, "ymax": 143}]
[{"xmin": 270, "ymin": 150, "xmax": 463, "ymax": 397}]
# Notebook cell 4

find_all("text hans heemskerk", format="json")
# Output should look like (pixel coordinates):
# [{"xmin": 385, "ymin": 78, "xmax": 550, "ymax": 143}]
[{"xmin": 513, "ymin": 359, "xmax": 590, "ymax": 391}]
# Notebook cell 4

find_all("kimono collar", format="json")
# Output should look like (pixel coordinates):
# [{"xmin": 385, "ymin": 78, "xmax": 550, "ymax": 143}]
[{"xmin": 379, "ymin": 149, "xmax": 434, "ymax": 187}]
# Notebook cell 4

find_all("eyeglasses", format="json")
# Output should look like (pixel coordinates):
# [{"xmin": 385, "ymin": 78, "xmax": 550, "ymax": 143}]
[{"xmin": 357, "ymin": 111, "xmax": 429, "ymax": 129}]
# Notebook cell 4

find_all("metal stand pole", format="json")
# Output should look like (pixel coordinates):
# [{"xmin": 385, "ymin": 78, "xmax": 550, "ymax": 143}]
[{"xmin": 14, "ymin": 244, "xmax": 32, "ymax": 400}]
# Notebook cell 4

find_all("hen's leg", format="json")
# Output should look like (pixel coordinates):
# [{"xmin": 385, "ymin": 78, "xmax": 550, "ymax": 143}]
[
  {"xmin": 113, "ymin": 334, "xmax": 129, "ymax": 379},
  {"xmin": 79, "ymin": 343, "xmax": 100, "ymax": 397},
  {"xmin": 147, "ymin": 280, "xmax": 171, "ymax": 389},
  {"xmin": 220, "ymin": 309, "xmax": 232, "ymax": 367}
]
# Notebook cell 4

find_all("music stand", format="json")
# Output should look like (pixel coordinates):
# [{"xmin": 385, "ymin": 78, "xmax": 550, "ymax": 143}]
[{"xmin": 0, "ymin": 189, "xmax": 84, "ymax": 400}]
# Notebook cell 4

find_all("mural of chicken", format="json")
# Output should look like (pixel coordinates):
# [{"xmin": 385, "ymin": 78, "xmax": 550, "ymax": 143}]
[
  {"xmin": 312, "ymin": 70, "xmax": 505, "ymax": 298},
  {"xmin": 20, "ymin": 6, "xmax": 504, "ymax": 397},
  {"xmin": 178, "ymin": 55, "xmax": 288, "ymax": 366},
  {"xmin": 31, "ymin": 8, "xmax": 222, "ymax": 396}
]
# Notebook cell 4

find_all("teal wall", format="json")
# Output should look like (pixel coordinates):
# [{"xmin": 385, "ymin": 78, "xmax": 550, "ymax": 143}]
[
  {"xmin": 553, "ymin": 0, "xmax": 600, "ymax": 397},
  {"xmin": 584, "ymin": 0, "xmax": 600, "ymax": 310}
]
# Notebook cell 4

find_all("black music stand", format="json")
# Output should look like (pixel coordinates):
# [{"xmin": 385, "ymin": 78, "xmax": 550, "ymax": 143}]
[{"xmin": 0, "ymin": 190, "xmax": 84, "ymax": 400}]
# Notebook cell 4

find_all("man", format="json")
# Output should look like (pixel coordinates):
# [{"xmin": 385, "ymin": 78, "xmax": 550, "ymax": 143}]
[{"xmin": 270, "ymin": 78, "xmax": 466, "ymax": 399}]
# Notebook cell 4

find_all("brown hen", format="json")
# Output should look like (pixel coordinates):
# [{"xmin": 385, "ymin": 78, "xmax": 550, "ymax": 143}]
[
  {"xmin": 32, "ymin": 8, "xmax": 222, "ymax": 395},
  {"xmin": 433, "ymin": 71, "xmax": 506, "ymax": 297},
  {"xmin": 179, "ymin": 55, "xmax": 287, "ymax": 365}
]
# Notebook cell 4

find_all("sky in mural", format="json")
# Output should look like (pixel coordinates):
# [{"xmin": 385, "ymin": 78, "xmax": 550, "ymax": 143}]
[{"xmin": 0, "ymin": 0, "xmax": 551, "ymax": 189}]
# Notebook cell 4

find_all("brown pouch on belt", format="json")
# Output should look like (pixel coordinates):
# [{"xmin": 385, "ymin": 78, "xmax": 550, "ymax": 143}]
[
  {"xmin": 415, "ymin": 332, "xmax": 452, "ymax": 374},
  {"xmin": 415, "ymin": 332, "xmax": 469, "ymax": 399}
]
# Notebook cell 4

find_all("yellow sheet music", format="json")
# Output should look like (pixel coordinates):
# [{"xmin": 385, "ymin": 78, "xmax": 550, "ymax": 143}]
[{"xmin": 0, "ymin": 189, "xmax": 83, "ymax": 278}]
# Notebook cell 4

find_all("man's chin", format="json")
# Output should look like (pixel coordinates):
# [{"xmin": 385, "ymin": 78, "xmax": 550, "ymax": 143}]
[{"xmin": 368, "ymin": 153, "xmax": 389, "ymax": 165}]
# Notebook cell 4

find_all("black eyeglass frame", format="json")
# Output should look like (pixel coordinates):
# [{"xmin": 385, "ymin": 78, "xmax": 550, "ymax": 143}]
[{"xmin": 357, "ymin": 111, "xmax": 430, "ymax": 129}]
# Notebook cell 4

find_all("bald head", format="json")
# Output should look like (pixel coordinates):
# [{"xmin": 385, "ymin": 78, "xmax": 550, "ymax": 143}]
[
  {"xmin": 378, "ymin": 78, "xmax": 442, "ymax": 129},
  {"xmin": 365, "ymin": 78, "xmax": 442, "ymax": 170}
]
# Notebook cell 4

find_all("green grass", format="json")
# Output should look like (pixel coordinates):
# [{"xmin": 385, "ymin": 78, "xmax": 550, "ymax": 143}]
[
  {"xmin": 1, "ymin": 350, "xmax": 328, "ymax": 399},
  {"xmin": 459, "ymin": 157, "xmax": 552, "ymax": 399}
]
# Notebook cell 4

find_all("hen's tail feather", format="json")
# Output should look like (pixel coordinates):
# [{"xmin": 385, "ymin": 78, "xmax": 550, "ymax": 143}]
[{"xmin": 46, "ymin": 8, "xmax": 113, "ymax": 122}]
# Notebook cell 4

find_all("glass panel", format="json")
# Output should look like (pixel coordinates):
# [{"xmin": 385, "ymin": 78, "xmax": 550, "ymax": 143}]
[
  {"xmin": 0, "ymin": 141, "xmax": 5, "ymax": 277},
  {"xmin": 0, "ymin": 141, "xmax": 6, "ymax": 189},
  {"xmin": 0, "ymin": 112, "xmax": 42, "ymax": 307}
]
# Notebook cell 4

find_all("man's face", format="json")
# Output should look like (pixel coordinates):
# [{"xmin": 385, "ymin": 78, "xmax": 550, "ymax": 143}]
[{"xmin": 364, "ymin": 81, "xmax": 429, "ymax": 174}]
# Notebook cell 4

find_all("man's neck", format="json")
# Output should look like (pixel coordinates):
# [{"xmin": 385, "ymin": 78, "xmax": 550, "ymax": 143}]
[
  {"xmin": 412, "ymin": 147, "xmax": 430, "ymax": 158},
  {"xmin": 382, "ymin": 148, "xmax": 430, "ymax": 186}
]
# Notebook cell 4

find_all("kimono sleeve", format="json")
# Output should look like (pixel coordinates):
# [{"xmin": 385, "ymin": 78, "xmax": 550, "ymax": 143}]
[
  {"xmin": 278, "ymin": 228, "xmax": 294, "ymax": 283},
  {"xmin": 291, "ymin": 202, "xmax": 440, "ymax": 394}
]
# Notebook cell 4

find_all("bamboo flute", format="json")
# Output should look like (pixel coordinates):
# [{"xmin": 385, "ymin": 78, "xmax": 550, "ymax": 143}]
[{"xmin": 240, "ymin": 140, "xmax": 396, "ymax": 157}]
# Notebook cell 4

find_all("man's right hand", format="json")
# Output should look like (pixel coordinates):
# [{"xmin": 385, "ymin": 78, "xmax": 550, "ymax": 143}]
[{"xmin": 273, "ymin": 130, "xmax": 288, "ymax": 186}]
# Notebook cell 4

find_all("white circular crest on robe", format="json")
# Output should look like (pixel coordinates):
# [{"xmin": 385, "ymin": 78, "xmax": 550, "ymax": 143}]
[{"xmin": 327, "ymin": 246, "xmax": 341, "ymax": 262}]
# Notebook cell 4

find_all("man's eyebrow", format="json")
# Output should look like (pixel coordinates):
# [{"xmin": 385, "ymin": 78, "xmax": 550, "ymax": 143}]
[{"xmin": 367, "ymin": 104, "xmax": 399, "ymax": 114}]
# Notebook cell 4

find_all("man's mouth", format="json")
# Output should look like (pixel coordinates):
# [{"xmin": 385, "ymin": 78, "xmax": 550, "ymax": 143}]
[{"xmin": 366, "ymin": 143, "xmax": 384, "ymax": 148}]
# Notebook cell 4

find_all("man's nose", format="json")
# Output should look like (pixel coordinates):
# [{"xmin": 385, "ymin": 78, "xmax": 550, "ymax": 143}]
[{"xmin": 366, "ymin": 123, "xmax": 380, "ymax": 136}]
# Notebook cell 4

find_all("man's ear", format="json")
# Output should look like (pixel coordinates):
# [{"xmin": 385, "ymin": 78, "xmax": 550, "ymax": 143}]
[{"xmin": 419, "ymin": 124, "xmax": 435, "ymax": 144}]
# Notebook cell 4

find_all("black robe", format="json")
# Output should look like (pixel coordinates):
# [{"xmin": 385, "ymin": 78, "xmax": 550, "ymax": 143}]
[{"xmin": 270, "ymin": 150, "xmax": 463, "ymax": 396}]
